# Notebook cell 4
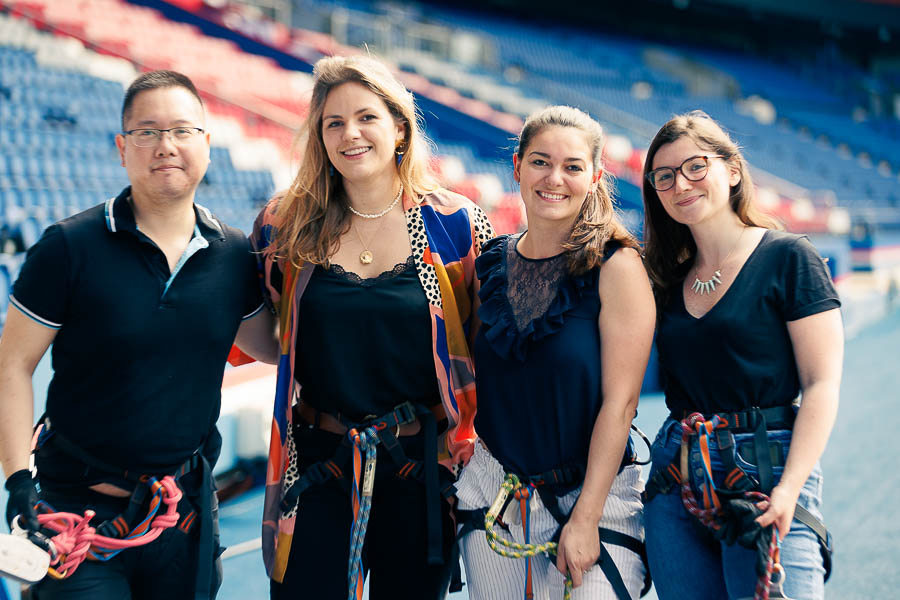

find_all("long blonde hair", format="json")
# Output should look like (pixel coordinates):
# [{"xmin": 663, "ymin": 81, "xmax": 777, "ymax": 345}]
[
  {"xmin": 272, "ymin": 55, "xmax": 437, "ymax": 266},
  {"xmin": 516, "ymin": 105, "xmax": 637, "ymax": 275},
  {"xmin": 641, "ymin": 111, "xmax": 781, "ymax": 311}
]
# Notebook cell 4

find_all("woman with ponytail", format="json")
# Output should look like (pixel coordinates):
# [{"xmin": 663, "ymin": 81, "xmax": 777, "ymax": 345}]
[{"xmin": 456, "ymin": 105, "xmax": 654, "ymax": 599}]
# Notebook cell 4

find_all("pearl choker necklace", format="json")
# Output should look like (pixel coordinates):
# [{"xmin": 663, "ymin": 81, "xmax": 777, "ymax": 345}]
[{"xmin": 347, "ymin": 185, "xmax": 403, "ymax": 219}]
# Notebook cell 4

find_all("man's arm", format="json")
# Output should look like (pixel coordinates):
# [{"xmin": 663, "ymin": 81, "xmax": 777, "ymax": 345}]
[
  {"xmin": 0, "ymin": 307, "xmax": 57, "ymax": 477},
  {"xmin": 234, "ymin": 309, "xmax": 280, "ymax": 365}
]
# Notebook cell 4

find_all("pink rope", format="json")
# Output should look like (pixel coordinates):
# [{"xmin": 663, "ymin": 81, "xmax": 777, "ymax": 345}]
[{"xmin": 36, "ymin": 476, "xmax": 182, "ymax": 578}]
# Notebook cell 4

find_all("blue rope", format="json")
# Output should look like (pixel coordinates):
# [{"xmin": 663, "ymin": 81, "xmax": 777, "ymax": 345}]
[
  {"xmin": 346, "ymin": 426, "xmax": 378, "ymax": 600},
  {"xmin": 89, "ymin": 479, "xmax": 165, "ymax": 560},
  {"xmin": 697, "ymin": 416, "xmax": 723, "ymax": 506}
]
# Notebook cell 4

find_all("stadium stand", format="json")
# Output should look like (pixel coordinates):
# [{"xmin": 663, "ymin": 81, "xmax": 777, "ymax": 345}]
[
  {"xmin": 0, "ymin": 0, "xmax": 540, "ymax": 333},
  {"xmin": 0, "ymin": 9, "xmax": 276, "ymax": 328},
  {"xmin": 288, "ymin": 0, "xmax": 896, "ymax": 229}
]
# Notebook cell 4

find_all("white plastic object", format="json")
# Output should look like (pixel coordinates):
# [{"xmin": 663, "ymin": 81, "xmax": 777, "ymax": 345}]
[{"xmin": 0, "ymin": 518, "xmax": 52, "ymax": 583}]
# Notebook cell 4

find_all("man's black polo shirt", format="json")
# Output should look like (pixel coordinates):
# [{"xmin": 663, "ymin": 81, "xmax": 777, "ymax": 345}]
[{"xmin": 11, "ymin": 187, "xmax": 263, "ymax": 474}]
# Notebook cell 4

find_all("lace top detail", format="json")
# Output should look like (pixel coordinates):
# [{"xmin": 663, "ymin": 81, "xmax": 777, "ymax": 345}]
[
  {"xmin": 476, "ymin": 234, "xmax": 597, "ymax": 361},
  {"xmin": 325, "ymin": 255, "xmax": 416, "ymax": 287},
  {"xmin": 506, "ymin": 235, "xmax": 568, "ymax": 332}
]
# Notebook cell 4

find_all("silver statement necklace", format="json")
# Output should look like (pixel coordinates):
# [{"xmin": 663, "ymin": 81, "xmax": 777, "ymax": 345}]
[
  {"xmin": 347, "ymin": 184, "xmax": 403, "ymax": 219},
  {"xmin": 690, "ymin": 227, "xmax": 746, "ymax": 295}
]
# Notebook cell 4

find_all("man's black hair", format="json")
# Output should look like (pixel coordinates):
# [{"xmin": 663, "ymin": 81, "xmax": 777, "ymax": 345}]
[{"xmin": 121, "ymin": 70, "xmax": 204, "ymax": 129}]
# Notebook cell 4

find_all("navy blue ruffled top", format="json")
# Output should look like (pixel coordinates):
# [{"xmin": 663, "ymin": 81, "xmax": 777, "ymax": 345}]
[{"xmin": 473, "ymin": 234, "xmax": 617, "ymax": 478}]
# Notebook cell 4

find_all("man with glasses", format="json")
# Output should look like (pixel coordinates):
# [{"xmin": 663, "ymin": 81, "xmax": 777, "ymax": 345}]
[{"xmin": 0, "ymin": 70, "xmax": 277, "ymax": 599}]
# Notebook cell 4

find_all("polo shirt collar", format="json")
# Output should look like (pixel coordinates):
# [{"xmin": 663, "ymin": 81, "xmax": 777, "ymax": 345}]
[{"xmin": 104, "ymin": 186, "xmax": 226, "ymax": 242}]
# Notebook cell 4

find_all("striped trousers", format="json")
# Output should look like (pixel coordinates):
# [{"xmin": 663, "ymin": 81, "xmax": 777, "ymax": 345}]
[{"xmin": 456, "ymin": 442, "xmax": 646, "ymax": 600}]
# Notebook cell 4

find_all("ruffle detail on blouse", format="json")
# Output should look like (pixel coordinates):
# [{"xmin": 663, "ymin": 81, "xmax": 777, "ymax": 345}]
[{"xmin": 475, "ymin": 235, "xmax": 594, "ymax": 362}]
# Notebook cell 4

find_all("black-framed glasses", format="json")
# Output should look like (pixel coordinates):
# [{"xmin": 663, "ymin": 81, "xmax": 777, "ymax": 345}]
[
  {"xmin": 123, "ymin": 127, "xmax": 205, "ymax": 147},
  {"xmin": 645, "ymin": 155, "xmax": 724, "ymax": 191}
]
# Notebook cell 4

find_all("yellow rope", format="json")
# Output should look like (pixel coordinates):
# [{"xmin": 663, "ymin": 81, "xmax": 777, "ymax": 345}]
[{"xmin": 484, "ymin": 473, "xmax": 573, "ymax": 599}]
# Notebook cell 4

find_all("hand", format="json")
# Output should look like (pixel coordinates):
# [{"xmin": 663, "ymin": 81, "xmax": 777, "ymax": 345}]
[
  {"xmin": 5, "ymin": 469, "xmax": 40, "ymax": 532},
  {"xmin": 555, "ymin": 519, "xmax": 600, "ymax": 588},
  {"xmin": 4, "ymin": 470, "xmax": 52, "ymax": 554},
  {"xmin": 713, "ymin": 497, "xmax": 765, "ymax": 546},
  {"xmin": 755, "ymin": 484, "xmax": 799, "ymax": 542}
]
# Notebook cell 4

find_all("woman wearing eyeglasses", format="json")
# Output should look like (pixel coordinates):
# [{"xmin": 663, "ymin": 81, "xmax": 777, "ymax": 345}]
[{"xmin": 640, "ymin": 111, "xmax": 842, "ymax": 599}]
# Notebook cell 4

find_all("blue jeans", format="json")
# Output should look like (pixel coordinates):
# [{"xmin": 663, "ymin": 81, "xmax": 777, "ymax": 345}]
[{"xmin": 644, "ymin": 418, "xmax": 826, "ymax": 600}]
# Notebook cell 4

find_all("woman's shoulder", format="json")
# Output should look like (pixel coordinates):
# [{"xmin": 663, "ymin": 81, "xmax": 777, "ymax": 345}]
[
  {"xmin": 251, "ymin": 193, "xmax": 289, "ymax": 258},
  {"xmin": 418, "ymin": 187, "xmax": 481, "ymax": 213},
  {"xmin": 755, "ymin": 229, "xmax": 823, "ymax": 263},
  {"xmin": 757, "ymin": 228, "xmax": 813, "ymax": 250},
  {"xmin": 475, "ymin": 234, "xmax": 512, "ymax": 277},
  {"xmin": 599, "ymin": 243, "xmax": 643, "ymax": 273},
  {"xmin": 257, "ymin": 193, "xmax": 286, "ymax": 227}
]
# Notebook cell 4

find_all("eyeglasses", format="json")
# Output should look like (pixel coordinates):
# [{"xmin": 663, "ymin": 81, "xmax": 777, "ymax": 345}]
[
  {"xmin": 123, "ymin": 127, "xmax": 205, "ymax": 147},
  {"xmin": 645, "ymin": 155, "xmax": 724, "ymax": 191}
]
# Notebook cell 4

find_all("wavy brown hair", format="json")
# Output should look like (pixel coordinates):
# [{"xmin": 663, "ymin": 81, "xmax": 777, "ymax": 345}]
[
  {"xmin": 642, "ymin": 111, "xmax": 781, "ymax": 311},
  {"xmin": 271, "ymin": 55, "xmax": 437, "ymax": 266},
  {"xmin": 516, "ymin": 106, "xmax": 638, "ymax": 275}
]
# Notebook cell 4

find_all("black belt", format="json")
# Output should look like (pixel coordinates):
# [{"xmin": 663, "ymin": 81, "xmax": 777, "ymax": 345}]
[{"xmin": 669, "ymin": 404, "xmax": 796, "ymax": 434}]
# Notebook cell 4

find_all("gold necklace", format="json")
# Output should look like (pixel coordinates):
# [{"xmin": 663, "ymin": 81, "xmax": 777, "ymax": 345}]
[
  {"xmin": 690, "ymin": 227, "xmax": 746, "ymax": 295},
  {"xmin": 354, "ymin": 215, "xmax": 392, "ymax": 264},
  {"xmin": 348, "ymin": 185, "xmax": 402, "ymax": 264}
]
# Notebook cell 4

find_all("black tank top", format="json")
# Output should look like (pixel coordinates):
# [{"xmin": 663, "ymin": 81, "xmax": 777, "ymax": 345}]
[{"xmin": 295, "ymin": 256, "xmax": 440, "ymax": 421}]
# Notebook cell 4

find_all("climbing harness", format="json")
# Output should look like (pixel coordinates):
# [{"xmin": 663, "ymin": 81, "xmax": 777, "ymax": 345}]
[
  {"xmin": 645, "ymin": 409, "xmax": 833, "ymax": 600},
  {"xmin": 18, "ymin": 476, "xmax": 182, "ymax": 580},
  {"xmin": 4, "ymin": 418, "xmax": 217, "ymax": 592},
  {"xmin": 642, "ymin": 406, "xmax": 833, "ymax": 587},
  {"xmin": 484, "ymin": 473, "xmax": 573, "ymax": 599},
  {"xmin": 461, "ymin": 429, "xmax": 651, "ymax": 600},
  {"xmin": 676, "ymin": 413, "xmax": 783, "ymax": 600},
  {"xmin": 279, "ymin": 401, "xmax": 453, "ymax": 600}
]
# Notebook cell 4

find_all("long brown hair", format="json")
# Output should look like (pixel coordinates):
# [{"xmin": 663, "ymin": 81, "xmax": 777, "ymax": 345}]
[
  {"xmin": 516, "ymin": 105, "xmax": 637, "ymax": 275},
  {"xmin": 271, "ymin": 55, "xmax": 437, "ymax": 266},
  {"xmin": 641, "ymin": 111, "xmax": 781, "ymax": 311}
]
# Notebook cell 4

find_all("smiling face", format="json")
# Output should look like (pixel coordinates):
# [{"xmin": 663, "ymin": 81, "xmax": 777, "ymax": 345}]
[
  {"xmin": 650, "ymin": 136, "xmax": 741, "ymax": 227},
  {"xmin": 514, "ymin": 125, "xmax": 595, "ymax": 229},
  {"xmin": 320, "ymin": 81, "xmax": 405, "ymax": 185},
  {"xmin": 115, "ymin": 86, "xmax": 210, "ymax": 204}
]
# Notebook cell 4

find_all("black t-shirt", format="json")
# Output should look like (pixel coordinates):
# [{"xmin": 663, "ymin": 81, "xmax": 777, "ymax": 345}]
[
  {"xmin": 294, "ymin": 257, "xmax": 440, "ymax": 421},
  {"xmin": 12, "ymin": 187, "xmax": 263, "ymax": 474},
  {"xmin": 657, "ymin": 230, "xmax": 840, "ymax": 415}
]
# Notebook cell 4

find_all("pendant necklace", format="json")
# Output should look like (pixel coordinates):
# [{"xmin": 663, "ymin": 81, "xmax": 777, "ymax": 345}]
[
  {"xmin": 691, "ymin": 227, "xmax": 746, "ymax": 295},
  {"xmin": 351, "ymin": 185, "xmax": 403, "ymax": 264},
  {"xmin": 354, "ymin": 220, "xmax": 386, "ymax": 265}
]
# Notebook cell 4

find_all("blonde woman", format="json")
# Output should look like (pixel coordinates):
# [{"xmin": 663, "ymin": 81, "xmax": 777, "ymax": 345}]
[{"xmin": 250, "ymin": 55, "xmax": 493, "ymax": 599}]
